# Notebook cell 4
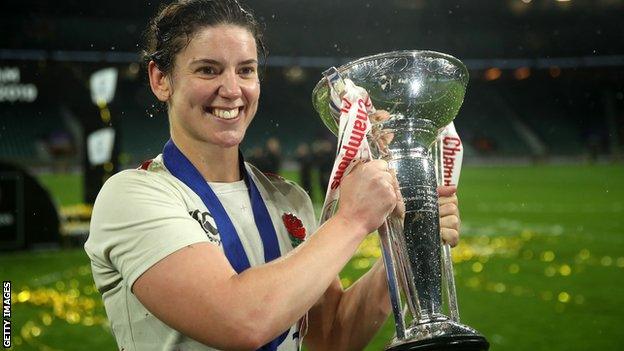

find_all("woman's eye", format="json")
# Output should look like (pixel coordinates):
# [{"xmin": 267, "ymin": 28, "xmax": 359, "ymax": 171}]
[
  {"xmin": 239, "ymin": 67, "xmax": 256, "ymax": 76},
  {"xmin": 198, "ymin": 67, "xmax": 217, "ymax": 75}
]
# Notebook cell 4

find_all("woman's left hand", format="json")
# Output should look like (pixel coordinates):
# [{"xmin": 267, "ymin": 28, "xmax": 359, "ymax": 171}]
[{"xmin": 438, "ymin": 186, "xmax": 460, "ymax": 247}]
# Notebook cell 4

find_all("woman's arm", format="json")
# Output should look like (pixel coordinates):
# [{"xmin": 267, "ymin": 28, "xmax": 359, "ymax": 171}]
[
  {"xmin": 132, "ymin": 160, "xmax": 397, "ymax": 350},
  {"xmin": 304, "ymin": 261, "xmax": 390, "ymax": 351}
]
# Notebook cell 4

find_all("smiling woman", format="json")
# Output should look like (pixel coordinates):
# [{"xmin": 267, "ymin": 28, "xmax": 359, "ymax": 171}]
[
  {"xmin": 83, "ymin": 1, "xmax": 461, "ymax": 351},
  {"xmin": 149, "ymin": 24, "xmax": 261, "ymax": 176}
]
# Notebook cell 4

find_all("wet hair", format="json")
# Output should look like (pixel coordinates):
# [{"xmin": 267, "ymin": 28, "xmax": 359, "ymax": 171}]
[{"xmin": 142, "ymin": 0, "xmax": 266, "ymax": 75}]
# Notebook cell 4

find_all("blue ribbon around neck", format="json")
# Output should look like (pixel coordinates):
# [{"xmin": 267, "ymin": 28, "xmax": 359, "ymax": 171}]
[{"xmin": 162, "ymin": 139, "xmax": 288, "ymax": 351}]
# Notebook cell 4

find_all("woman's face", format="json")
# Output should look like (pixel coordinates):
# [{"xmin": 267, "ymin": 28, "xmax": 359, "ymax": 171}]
[{"xmin": 166, "ymin": 24, "xmax": 260, "ymax": 149}]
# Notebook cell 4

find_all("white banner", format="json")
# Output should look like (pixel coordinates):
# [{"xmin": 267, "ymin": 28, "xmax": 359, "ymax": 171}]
[
  {"xmin": 319, "ymin": 70, "xmax": 375, "ymax": 224},
  {"xmin": 438, "ymin": 122, "xmax": 463, "ymax": 187}
]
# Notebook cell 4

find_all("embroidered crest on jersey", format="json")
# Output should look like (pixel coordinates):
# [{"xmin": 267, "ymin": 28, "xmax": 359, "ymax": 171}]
[
  {"xmin": 282, "ymin": 213, "xmax": 306, "ymax": 247},
  {"xmin": 189, "ymin": 209, "xmax": 221, "ymax": 245}
]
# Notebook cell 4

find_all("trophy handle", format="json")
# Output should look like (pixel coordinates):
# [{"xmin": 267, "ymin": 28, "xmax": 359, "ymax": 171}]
[
  {"xmin": 433, "ymin": 138, "xmax": 461, "ymax": 322},
  {"xmin": 442, "ymin": 242, "xmax": 460, "ymax": 322},
  {"xmin": 378, "ymin": 221, "xmax": 407, "ymax": 339}
]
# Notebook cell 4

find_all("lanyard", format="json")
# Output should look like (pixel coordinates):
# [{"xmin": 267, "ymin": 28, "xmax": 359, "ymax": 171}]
[{"xmin": 162, "ymin": 140, "xmax": 288, "ymax": 350}]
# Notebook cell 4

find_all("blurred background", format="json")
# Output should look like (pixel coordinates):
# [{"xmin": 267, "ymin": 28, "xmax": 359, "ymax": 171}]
[{"xmin": 1, "ymin": 0, "xmax": 623, "ymax": 350}]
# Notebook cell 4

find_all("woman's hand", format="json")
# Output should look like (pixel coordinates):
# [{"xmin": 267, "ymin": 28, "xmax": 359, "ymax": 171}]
[
  {"xmin": 437, "ymin": 186, "xmax": 460, "ymax": 247},
  {"xmin": 335, "ymin": 160, "xmax": 398, "ymax": 237}
]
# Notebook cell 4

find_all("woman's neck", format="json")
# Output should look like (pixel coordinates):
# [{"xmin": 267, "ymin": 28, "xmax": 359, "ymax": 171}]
[{"xmin": 170, "ymin": 134, "xmax": 241, "ymax": 183}]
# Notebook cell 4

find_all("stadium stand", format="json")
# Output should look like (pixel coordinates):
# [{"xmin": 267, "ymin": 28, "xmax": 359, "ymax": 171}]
[
  {"xmin": 0, "ymin": 66, "xmax": 619, "ymax": 165},
  {"xmin": 115, "ymin": 107, "xmax": 170, "ymax": 164},
  {"xmin": 496, "ymin": 81, "xmax": 585, "ymax": 156},
  {"xmin": 0, "ymin": 105, "xmax": 68, "ymax": 160},
  {"xmin": 456, "ymin": 86, "xmax": 533, "ymax": 157}
]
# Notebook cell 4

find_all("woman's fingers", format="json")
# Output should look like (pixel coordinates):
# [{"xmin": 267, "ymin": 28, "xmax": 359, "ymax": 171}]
[
  {"xmin": 439, "ymin": 202, "xmax": 459, "ymax": 217},
  {"xmin": 370, "ymin": 110, "xmax": 391, "ymax": 122},
  {"xmin": 437, "ymin": 186, "xmax": 457, "ymax": 199},
  {"xmin": 440, "ymin": 228, "xmax": 459, "ymax": 247},
  {"xmin": 438, "ymin": 189, "xmax": 460, "ymax": 247}
]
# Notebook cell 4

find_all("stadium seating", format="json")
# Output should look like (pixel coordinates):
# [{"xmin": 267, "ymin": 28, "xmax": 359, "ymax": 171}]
[
  {"xmin": 0, "ymin": 106, "xmax": 66, "ymax": 160},
  {"xmin": 0, "ymin": 76, "xmax": 605, "ymax": 164}
]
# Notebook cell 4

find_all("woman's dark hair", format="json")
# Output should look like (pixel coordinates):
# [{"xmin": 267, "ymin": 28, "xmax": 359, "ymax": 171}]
[{"xmin": 143, "ymin": 0, "xmax": 266, "ymax": 75}]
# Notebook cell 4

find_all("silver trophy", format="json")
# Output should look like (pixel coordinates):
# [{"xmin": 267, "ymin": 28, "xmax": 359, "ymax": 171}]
[{"xmin": 312, "ymin": 51, "xmax": 489, "ymax": 350}]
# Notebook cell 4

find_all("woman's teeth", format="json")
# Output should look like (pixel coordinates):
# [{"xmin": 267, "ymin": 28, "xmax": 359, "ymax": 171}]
[{"xmin": 212, "ymin": 107, "xmax": 240, "ymax": 119}]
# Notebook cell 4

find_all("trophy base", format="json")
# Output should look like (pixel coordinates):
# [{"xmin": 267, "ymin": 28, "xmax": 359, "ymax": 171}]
[
  {"xmin": 385, "ymin": 318, "xmax": 489, "ymax": 351},
  {"xmin": 386, "ymin": 335, "xmax": 489, "ymax": 351}
]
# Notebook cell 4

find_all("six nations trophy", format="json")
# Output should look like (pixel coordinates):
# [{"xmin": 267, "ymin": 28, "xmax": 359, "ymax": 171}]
[{"xmin": 312, "ymin": 50, "xmax": 490, "ymax": 350}]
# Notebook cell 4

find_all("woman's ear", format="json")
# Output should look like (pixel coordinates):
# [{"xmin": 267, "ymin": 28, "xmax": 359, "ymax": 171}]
[{"xmin": 148, "ymin": 61, "xmax": 171, "ymax": 102}]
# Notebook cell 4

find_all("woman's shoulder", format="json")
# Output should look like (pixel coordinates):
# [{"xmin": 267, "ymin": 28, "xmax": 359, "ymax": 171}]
[
  {"xmin": 102, "ymin": 166, "xmax": 165, "ymax": 194},
  {"xmin": 95, "ymin": 156, "xmax": 189, "ymax": 207}
]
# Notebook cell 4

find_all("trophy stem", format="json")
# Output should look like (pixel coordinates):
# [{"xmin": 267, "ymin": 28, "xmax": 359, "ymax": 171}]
[{"xmin": 389, "ymin": 147, "xmax": 444, "ymax": 320}]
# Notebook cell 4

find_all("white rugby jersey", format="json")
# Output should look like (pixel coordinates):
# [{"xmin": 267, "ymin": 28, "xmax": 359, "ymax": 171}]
[{"xmin": 85, "ymin": 154, "xmax": 316, "ymax": 351}]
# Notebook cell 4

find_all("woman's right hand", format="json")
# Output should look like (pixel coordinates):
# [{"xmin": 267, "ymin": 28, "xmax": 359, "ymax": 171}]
[{"xmin": 334, "ymin": 160, "xmax": 398, "ymax": 237}]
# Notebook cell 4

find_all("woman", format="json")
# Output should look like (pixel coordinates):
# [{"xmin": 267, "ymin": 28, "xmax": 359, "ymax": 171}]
[{"xmin": 84, "ymin": 1, "xmax": 461, "ymax": 350}]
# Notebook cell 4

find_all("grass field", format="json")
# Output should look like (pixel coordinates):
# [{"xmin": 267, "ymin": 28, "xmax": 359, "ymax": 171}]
[{"xmin": 2, "ymin": 164, "xmax": 623, "ymax": 350}]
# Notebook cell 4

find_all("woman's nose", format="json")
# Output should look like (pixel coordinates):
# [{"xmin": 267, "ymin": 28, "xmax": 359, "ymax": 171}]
[{"xmin": 218, "ymin": 71, "xmax": 242, "ymax": 99}]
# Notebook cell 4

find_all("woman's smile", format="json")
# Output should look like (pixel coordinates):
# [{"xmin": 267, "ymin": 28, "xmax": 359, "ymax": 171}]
[{"xmin": 207, "ymin": 106, "xmax": 244, "ymax": 121}]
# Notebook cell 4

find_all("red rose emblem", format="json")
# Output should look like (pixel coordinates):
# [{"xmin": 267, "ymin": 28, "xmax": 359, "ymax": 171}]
[{"xmin": 283, "ymin": 213, "xmax": 306, "ymax": 243}]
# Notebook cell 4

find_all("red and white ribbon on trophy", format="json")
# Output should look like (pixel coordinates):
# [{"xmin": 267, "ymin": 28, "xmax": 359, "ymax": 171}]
[
  {"xmin": 437, "ymin": 122, "xmax": 464, "ymax": 187},
  {"xmin": 319, "ymin": 68, "xmax": 375, "ymax": 224}
]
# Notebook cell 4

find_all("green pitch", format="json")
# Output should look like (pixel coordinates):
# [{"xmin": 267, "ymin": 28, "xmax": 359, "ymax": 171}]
[{"xmin": 3, "ymin": 164, "xmax": 623, "ymax": 350}]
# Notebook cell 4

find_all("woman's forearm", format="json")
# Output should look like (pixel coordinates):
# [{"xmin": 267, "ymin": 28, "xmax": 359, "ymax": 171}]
[
  {"xmin": 225, "ymin": 214, "xmax": 369, "ymax": 345},
  {"xmin": 306, "ymin": 258, "xmax": 391, "ymax": 351}
]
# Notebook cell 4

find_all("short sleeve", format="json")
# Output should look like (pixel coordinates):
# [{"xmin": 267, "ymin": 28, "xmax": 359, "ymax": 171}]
[{"xmin": 85, "ymin": 170, "xmax": 210, "ymax": 290}]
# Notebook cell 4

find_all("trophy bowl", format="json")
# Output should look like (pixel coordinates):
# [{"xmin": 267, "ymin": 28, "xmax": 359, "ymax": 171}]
[
  {"xmin": 312, "ymin": 50, "xmax": 489, "ymax": 351},
  {"xmin": 313, "ymin": 50, "xmax": 468, "ymax": 139}
]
